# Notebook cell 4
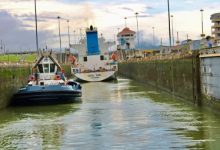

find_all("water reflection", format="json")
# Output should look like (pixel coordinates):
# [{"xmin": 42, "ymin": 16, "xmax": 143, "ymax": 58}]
[
  {"xmin": 1, "ymin": 78, "xmax": 220, "ymax": 149},
  {"xmin": 0, "ymin": 104, "xmax": 80, "ymax": 150}
]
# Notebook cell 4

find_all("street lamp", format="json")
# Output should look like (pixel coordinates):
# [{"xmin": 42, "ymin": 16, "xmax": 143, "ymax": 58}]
[
  {"xmin": 67, "ymin": 20, "xmax": 70, "ymax": 48},
  {"xmin": 124, "ymin": 17, "xmax": 127, "ymax": 27},
  {"xmin": 73, "ymin": 30, "xmax": 76, "ymax": 44},
  {"xmin": 176, "ymin": 31, "xmax": 180, "ymax": 45},
  {"xmin": 135, "ymin": 12, "xmax": 139, "ymax": 49},
  {"xmin": 171, "ymin": 15, "xmax": 175, "ymax": 46},
  {"xmin": 34, "ymin": 0, "xmax": 39, "ymax": 54},
  {"xmin": 152, "ymin": 27, "xmax": 155, "ymax": 46},
  {"xmin": 57, "ymin": 16, "xmax": 62, "ymax": 62},
  {"xmin": 167, "ymin": 0, "xmax": 172, "ymax": 48},
  {"xmin": 200, "ymin": 9, "xmax": 205, "ymax": 37},
  {"xmin": 0, "ymin": 40, "xmax": 2, "ymax": 53}
]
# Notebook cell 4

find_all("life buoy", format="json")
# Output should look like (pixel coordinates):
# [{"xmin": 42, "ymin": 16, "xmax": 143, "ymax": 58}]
[
  {"xmin": 28, "ymin": 75, "xmax": 35, "ymax": 81},
  {"xmin": 111, "ymin": 52, "xmax": 118, "ymax": 61},
  {"xmin": 55, "ymin": 75, "xmax": 61, "ymax": 80}
]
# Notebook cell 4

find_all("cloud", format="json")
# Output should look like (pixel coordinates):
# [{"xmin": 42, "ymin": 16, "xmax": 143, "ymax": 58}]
[
  {"xmin": 136, "ymin": 30, "xmax": 160, "ymax": 49},
  {"xmin": 120, "ymin": 7, "xmax": 134, "ymax": 12},
  {"xmin": 0, "ymin": 11, "xmax": 53, "ymax": 51},
  {"xmin": 0, "ymin": 0, "xmax": 220, "ymax": 51}
]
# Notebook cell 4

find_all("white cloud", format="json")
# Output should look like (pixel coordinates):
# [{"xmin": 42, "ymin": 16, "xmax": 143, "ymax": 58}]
[{"xmin": 0, "ymin": 0, "xmax": 220, "ymax": 51}]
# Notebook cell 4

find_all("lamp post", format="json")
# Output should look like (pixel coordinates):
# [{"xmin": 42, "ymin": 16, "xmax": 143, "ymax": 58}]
[
  {"xmin": 124, "ymin": 17, "xmax": 127, "ymax": 27},
  {"xmin": 57, "ymin": 16, "xmax": 62, "ymax": 62},
  {"xmin": 67, "ymin": 20, "xmax": 70, "ymax": 48},
  {"xmin": 135, "ymin": 12, "xmax": 139, "ymax": 49},
  {"xmin": 0, "ymin": 40, "xmax": 2, "ymax": 53},
  {"xmin": 79, "ymin": 28, "xmax": 82, "ymax": 41},
  {"xmin": 152, "ymin": 27, "xmax": 155, "ymax": 46},
  {"xmin": 167, "ymin": 0, "xmax": 172, "ymax": 48},
  {"xmin": 117, "ymin": 28, "xmax": 120, "ymax": 34},
  {"xmin": 73, "ymin": 30, "xmax": 76, "ymax": 44},
  {"xmin": 176, "ymin": 31, "xmax": 180, "ymax": 45},
  {"xmin": 171, "ymin": 15, "xmax": 175, "ymax": 46},
  {"xmin": 34, "ymin": 0, "xmax": 39, "ymax": 54},
  {"xmin": 200, "ymin": 9, "xmax": 205, "ymax": 37}
]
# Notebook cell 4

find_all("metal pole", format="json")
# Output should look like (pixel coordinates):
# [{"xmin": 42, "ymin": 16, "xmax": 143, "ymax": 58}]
[
  {"xmin": 79, "ymin": 28, "xmax": 82, "ymax": 41},
  {"xmin": 200, "ymin": 9, "xmax": 205, "ymax": 37},
  {"xmin": 167, "ymin": 0, "xmax": 174, "ymax": 94},
  {"xmin": 57, "ymin": 16, "xmax": 62, "ymax": 62},
  {"xmin": 3, "ymin": 43, "xmax": 5, "ymax": 54},
  {"xmin": 0, "ymin": 40, "xmax": 2, "ymax": 53},
  {"xmin": 171, "ymin": 15, "xmax": 175, "ymax": 46},
  {"xmin": 73, "ymin": 30, "xmax": 76, "ymax": 44},
  {"xmin": 34, "ymin": 0, "xmax": 39, "ymax": 54},
  {"xmin": 135, "ymin": 12, "xmax": 139, "ymax": 49},
  {"xmin": 124, "ymin": 17, "xmax": 127, "ymax": 27},
  {"xmin": 167, "ymin": 0, "xmax": 172, "ymax": 49},
  {"xmin": 7, "ymin": 49, "xmax": 9, "ymax": 63},
  {"xmin": 152, "ymin": 27, "xmax": 155, "ymax": 46},
  {"xmin": 176, "ymin": 31, "xmax": 180, "ymax": 45},
  {"xmin": 67, "ymin": 20, "xmax": 70, "ymax": 48}
]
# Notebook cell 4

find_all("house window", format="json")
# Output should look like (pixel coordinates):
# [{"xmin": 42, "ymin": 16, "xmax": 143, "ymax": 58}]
[{"xmin": 84, "ymin": 57, "xmax": 87, "ymax": 62}]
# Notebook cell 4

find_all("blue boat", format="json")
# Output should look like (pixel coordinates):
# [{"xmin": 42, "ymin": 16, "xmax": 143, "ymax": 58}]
[{"xmin": 10, "ymin": 51, "xmax": 82, "ymax": 106}]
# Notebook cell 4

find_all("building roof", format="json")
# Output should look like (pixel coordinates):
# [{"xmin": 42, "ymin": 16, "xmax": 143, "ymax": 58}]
[
  {"xmin": 117, "ymin": 27, "xmax": 136, "ymax": 36},
  {"xmin": 211, "ymin": 13, "xmax": 220, "ymax": 20}
]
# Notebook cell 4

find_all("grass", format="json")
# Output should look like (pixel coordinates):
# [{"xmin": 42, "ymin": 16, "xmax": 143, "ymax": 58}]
[{"xmin": 0, "ymin": 54, "xmax": 37, "ymax": 63}]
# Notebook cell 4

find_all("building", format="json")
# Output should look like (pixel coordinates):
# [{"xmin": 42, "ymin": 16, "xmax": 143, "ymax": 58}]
[
  {"xmin": 117, "ymin": 27, "xmax": 136, "ymax": 50},
  {"xmin": 211, "ymin": 13, "xmax": 220, "ymax": 44}
]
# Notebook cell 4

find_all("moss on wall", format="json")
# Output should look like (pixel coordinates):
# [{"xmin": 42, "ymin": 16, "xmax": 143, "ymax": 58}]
[
  {"xmin": 0, "ymin": 66, "xmax": 31, "ymax": 109},
  {"xmin": 118, "ymin": 57, "xmax": 196, "ymax": 103}
]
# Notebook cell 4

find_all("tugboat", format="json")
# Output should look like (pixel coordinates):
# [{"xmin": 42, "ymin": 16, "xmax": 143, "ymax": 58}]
[
  {"xmin": 10, "ymin": 51, "xmax": 82, "ymax": 106},
  {"xmin": 71, "ymin": 25, "xmax": 118, "ymax": 82}
]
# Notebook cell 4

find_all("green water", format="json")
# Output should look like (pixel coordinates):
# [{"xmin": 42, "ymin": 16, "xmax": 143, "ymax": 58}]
[{"xmin": 0, "ymin": 78, "xmax": 220, "ymax": 149}]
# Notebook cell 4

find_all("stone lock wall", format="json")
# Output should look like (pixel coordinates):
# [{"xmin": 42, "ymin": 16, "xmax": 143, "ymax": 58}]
[
  {"xmin": 118, "ymin": 53, "xmax": 201, "ymax": 105},
  {"xmin": 0, "ymin": 66, "xmax": 31, "ymax": 109}
]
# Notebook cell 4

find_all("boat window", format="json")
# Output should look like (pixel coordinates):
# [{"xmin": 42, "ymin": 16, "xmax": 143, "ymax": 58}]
[
  {"xmin": 84, "ymin": 57, "xmax": 87, "ymax": 62},
  {"xmin": 100, "ymin": 55, "xmax": 104, "ymax": 60},
  {"xmin": 38, "ymin": 64, "xmax": 43, "ymax": 73},
  {"xmin": 50, "ymin": 64, "xmax": 55, "ymax": 73},
  {"xmin": 44, "ymin": 64, "xmax": 49, "ymax": 73}
]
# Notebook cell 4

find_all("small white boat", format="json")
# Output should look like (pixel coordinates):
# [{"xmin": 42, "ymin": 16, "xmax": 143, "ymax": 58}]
[
  {"xmin": 11, "ymin": 51, "xmax": 82, "ymax": 106},
  {"xmin": 71, "ymin": 25, "xmax": 118, "ymax": 82}
]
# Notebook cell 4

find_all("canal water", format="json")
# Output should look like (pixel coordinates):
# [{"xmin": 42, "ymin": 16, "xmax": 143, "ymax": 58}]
[{"xmin": 1, "ymin": 78, "xmax": 220, "ymax": 150}]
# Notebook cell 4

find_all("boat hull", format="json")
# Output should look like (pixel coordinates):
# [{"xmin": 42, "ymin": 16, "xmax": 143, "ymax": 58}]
[
  {"xmin": 11, "ymin": 90, "xmax": 82, "ymax": 106},
  {"xmin": 74, "ymin": 71, "xmax": 117, "ymax": 82}
]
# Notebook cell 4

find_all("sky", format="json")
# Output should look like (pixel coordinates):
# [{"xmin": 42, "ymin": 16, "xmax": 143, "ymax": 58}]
[{"xmin": 0, "ymin": 0, "xmax": 220, "ymax": 51}]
